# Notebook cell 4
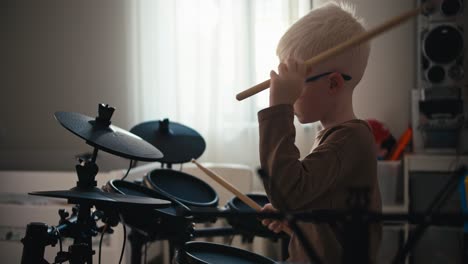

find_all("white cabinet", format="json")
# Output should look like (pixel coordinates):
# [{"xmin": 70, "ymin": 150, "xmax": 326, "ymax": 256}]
[
  {"xmin": 378, "ymin": 155, "xmax": 468, "ymax": 263},
  {"xmin": 379, "ymin": 160, "xmax": 406, "ymax": 213},
  {"xmin": 398, "ymin": 154, "xmax": 467, "ymax": 264}
]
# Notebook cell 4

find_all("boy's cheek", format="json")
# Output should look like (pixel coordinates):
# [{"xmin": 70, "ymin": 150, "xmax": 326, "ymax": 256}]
[{"xmin": 293, "ymin": 100, "xmax": 303, "ymax": 112}]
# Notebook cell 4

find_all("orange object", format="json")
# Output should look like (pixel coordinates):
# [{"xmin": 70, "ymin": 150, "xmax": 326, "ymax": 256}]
[{"xmin": 389, "ymin": 127, "xmax": 413, "ymax": 160}]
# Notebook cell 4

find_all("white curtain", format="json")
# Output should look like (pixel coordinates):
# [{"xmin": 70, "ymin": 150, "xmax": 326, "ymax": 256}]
[{"xmin": 131, "ymin": 0, "xmax": 315, "ymax": 167}]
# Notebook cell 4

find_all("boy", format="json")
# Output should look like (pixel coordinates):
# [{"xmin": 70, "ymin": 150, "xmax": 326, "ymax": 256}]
[{"xmin": 258, "ymin": 2, "xmax": 382, "ymax": 263}]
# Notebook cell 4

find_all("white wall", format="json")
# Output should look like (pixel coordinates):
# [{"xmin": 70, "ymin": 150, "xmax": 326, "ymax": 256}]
[
  {"xmin": 1, "ymin": 0, "xmax": 433, "ymax": 170},
  {"xmin": 0, "ymin": 0, "xmax": 134, "ymax": 170}
]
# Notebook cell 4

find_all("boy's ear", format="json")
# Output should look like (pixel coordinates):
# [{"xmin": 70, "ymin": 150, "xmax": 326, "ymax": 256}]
[{"xmin": 327, "ymin": 72, "xmax": 345, "ymax": 94}]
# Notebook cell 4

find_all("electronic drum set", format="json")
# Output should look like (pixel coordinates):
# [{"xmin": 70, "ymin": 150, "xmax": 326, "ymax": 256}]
[
  {"xmin": 21, "ymin": 104, "xmax": 468, "ymax": 264},
  {"xmin": 21, "ymin": 104, "xmax": 284, "ymax": 264}
]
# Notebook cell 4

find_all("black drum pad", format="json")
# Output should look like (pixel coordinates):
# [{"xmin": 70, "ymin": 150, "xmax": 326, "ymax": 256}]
[{"xmin": 145, "ymin": 169, "xmax": 218, "ymax": 208}]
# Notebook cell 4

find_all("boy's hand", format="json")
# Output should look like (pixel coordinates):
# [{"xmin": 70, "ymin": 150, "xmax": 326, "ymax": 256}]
[
  {"xmin": 261, "ymin": 203, "xmax": 293, "ymax": 236},
  {"xmin": 269, "ymin": 58, "xmax": 306, "ymax": 106}
]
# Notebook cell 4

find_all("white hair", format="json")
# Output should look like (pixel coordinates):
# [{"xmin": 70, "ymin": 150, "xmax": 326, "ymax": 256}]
[{"xmin": 276, "ymin": 1, "xmax": 370, "ymax": 87}]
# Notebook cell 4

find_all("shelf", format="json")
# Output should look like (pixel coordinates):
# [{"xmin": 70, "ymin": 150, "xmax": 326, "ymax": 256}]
[
  {"xmin": 405, "ymin": 154, "xmax": 468, "ymax": 172},
  {"xmin": 383, "ymin": 205, "xmax": 407, "ymax": 214}
]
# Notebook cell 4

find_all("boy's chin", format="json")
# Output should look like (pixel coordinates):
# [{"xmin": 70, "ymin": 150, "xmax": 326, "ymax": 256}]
[{"xmin": 295, "ymin": 114, "xmax": 317, "ymax": 124}]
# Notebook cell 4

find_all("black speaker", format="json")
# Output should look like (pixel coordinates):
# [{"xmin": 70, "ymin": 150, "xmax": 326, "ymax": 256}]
[
  {"xmin": 413, "ymin": 0, "xmax": 467, "ymax": 153},
  {"xmin": 418, "ymin": 0, "xmax": 465, "ymax": 99}
]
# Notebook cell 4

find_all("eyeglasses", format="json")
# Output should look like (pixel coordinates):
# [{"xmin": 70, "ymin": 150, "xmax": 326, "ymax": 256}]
[{"xmin": 305, "ymin": 72, "xmax": 352, "ymax": 83}]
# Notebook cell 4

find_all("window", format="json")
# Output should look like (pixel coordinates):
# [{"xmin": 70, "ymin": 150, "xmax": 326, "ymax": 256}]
[{"xmin": 131, "ymin": 0, "xmax": 314, "ymax": 166}]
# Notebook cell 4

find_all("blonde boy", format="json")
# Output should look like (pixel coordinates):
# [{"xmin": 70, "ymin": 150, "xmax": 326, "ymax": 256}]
[{"xmin": 258, "ymin": 2, "xmax": 382, "ymax": 263}]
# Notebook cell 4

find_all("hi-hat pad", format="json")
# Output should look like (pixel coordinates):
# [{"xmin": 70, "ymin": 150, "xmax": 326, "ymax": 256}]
[
  {"xmin": 130, "ymin": 119, "xmax": 206, "ymax": 164},
  {"xmin": 55, "ymin": 104, "xmax": 164, "ymax": 161}
]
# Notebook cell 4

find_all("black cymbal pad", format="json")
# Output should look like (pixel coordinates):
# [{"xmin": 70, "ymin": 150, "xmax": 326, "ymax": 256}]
[
  {"xmin": 30, "ymin": 188, "xmax": 171, "ymax": 208},
  {"xmin": 130, "ymin": 119, "xmax": 205, "ymax": 164},
  {"xmin": 55, "ymin": 111, "xmax": 164, "ymax": 161}
]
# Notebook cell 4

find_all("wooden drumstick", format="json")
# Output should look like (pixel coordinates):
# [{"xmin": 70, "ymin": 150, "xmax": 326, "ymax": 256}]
[
  {"xmin": 191, "ymin": 159, "xmax": 263, "ymax": 211},
  {"xmin": 235, "ymin": 0, "xmax": 436, "ymax": 101}
]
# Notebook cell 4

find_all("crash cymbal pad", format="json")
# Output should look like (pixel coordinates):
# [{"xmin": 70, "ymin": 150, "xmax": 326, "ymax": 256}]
[
  {"xmin": 54, "ymin": 104, "xmax": 164, "ymax": 161},
  {"xmin": 130, "ymin": 118, "xmax": 205, "ymax": 164}
]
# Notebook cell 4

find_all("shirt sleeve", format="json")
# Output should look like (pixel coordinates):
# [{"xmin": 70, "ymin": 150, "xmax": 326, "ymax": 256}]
[{"xmin": 258, "ymin": 104, "xmax": 347, "ymax": 212}]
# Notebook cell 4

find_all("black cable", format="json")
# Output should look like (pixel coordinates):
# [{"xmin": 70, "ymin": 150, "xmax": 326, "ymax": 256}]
[
  {"xmin": 131, "ymin": 159, "xmax": 138, "ymax": 169},
  {"xmin": 144, "ymin": 242, "xmax": 148, "ymax": 263},
  {"xmin": 119, "ymin": 214, "xmax": 127, "ymax": 264},
  {"xmin": 227, "ymin": 235, "xmax": 234, "ymax": 246},
  {"xmin": 422, "ymin": 155, "xmax": 461, "ymax": 214},
  {"xmin": 98, "ymin": 224, "xmax": 108, "ymax": 264},
  {"xmin": 121, "ymin": 160, "xmax": 134, "ymax": 180},
  {"xmin": 427, "ymin": 169, "xmax": 459, "ymax": 212}
]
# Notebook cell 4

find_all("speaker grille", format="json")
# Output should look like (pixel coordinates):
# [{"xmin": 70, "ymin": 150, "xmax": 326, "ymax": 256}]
[{"xmin": 423, "ymin": 25, "xmax": 463, "ymax": 64}]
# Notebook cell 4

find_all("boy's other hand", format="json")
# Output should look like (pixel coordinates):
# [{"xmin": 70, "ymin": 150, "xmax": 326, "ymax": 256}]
[
  {"xmin": 269, "ymin": 58, "xmax": 306, "ymax": 107},
  {"xmin": 261, "ymin": 203, "xmax": 293, "ymax": 236}
]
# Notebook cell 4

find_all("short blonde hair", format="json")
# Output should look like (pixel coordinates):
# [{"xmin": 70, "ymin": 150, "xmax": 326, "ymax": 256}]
[{"xmin": 276, "ymin": 1, "xmax": 370, "ymax": 87}]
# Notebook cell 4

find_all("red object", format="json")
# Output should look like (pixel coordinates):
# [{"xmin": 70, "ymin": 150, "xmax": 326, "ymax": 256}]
[
  {"xmin": 367, "ymin": 119, "xmax": 391, "ymax": 144},
  {"xmin": 389, "ymin": 127, "xmax": 413, "ymax": 161}
]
